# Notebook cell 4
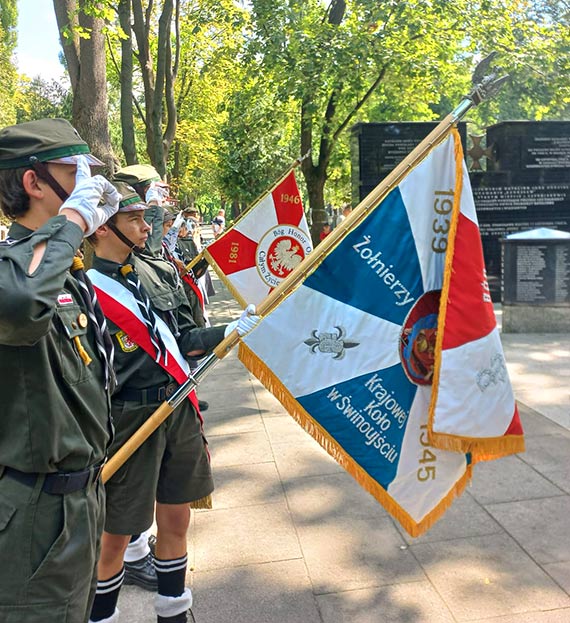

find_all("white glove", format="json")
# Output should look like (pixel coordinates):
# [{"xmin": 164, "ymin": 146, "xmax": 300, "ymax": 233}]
[
  {"xmin": 59, "ymin": 156, "xmax": 121, "ymax": 237},
  {"xmin": 224, "ymin": 304, "xmax": 261, "ymax": 337},
  {"xmin": 172, "ymin": 211, "xmax": 185, "ymax": 229},
  {"xmin": 145, "ymin": 181, "xmax": 169, "ymax": 206}
]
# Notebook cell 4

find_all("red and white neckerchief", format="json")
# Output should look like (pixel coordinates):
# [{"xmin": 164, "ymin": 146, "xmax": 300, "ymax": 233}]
[{"xmin": 87, "ymin": 268, "xmax": 201, "ymax": 418}]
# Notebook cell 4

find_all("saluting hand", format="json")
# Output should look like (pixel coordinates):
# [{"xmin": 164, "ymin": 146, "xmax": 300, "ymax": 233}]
[{"xmin": 59, "ymin": 156, "xmax": 121, "ymax": 236}]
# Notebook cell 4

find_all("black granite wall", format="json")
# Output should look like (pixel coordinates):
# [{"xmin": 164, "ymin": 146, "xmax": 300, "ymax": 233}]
[{"xmin": 350, "ymin": 121, "xmax": 570, "ymax": 295}]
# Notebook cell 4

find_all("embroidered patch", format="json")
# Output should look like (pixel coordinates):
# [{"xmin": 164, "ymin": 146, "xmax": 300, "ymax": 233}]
[
  {"xmin": 57, "ymin": 293, "xmax": 74, "ymax": 305},
  {"xmin": 116, "ymin": 330, "xmax": 138, "ymax": 352}
]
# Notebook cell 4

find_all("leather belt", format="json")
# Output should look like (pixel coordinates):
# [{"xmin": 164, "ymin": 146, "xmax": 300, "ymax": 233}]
[
  {"xmin": 3, "ymin": 462, "xmax": 104, "ymax": 496},
  {"xmin": 115, "ymin": 381, "xmax": 178, "ymax": 404}
]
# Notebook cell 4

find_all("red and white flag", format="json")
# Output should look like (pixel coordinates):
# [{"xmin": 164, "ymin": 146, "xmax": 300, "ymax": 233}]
[{"xmin": 204, "ymin": 170, "xmax": 312, "ymax": 307}]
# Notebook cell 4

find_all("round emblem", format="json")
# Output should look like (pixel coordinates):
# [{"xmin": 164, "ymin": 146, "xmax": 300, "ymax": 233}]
[
  {"xmin": 399, "ymin": 290, "xmax": 440, "ymax": 386},
  {"xmin": 256, "ymin": 225, "xmax": 312, "ymax": 288},
  {"xmin": 77, "ymin": 313, "xmax": 89, "ymax": 328}
]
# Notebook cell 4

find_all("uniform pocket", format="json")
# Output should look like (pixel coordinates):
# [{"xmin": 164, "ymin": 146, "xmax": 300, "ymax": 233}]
[
  {"xmin": 29, "ymin": 491, "xmax": 68, "ymax": 581},
  {"xmin": 0, "ymin": 496, "xmax": 16, "ymax": 532},
  {"xmin": 54, "ymin": 302, "xmax": 90, "ymax": 385}
]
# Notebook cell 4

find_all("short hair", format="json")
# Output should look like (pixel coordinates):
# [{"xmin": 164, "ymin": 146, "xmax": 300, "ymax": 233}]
[{"xmin": 0, "ymin": 166, "xmax": 30, "ymax": 219}]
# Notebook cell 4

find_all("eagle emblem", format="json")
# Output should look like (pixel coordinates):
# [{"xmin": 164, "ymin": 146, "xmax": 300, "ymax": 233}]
[{"xmin": 268, "ymin": 239, "xmax": 303, "ymax": 276}]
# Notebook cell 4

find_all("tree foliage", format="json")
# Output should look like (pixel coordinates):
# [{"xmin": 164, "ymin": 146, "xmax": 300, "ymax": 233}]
[{"xmin": 0, "ymin": 0, "xmax": 17, "ymax": 127}]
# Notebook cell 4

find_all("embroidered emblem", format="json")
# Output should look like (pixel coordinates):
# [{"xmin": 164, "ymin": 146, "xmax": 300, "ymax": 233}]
[
  {"xmin": 57, "ymin": 293, "xmax": 74, "ymax": 306},
  {"xmin": 477, "ymin": 353, "xmax": 507, "ymax": 391},
  {"xmin": 304, "ymin": 326, "xmax": 359, "ymax": 360},
  {"xmin": 256, "ymin": 226, "xmax": 312, "ymax": 288},
  {"xmin": 116, "ymin": 330, "xmax": 139, "ymax": 353}
]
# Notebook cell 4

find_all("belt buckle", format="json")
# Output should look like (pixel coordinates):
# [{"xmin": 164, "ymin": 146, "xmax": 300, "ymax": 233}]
[{"xmin": 165, "ymin": 382, "xmax": 177, "ymax": 399}]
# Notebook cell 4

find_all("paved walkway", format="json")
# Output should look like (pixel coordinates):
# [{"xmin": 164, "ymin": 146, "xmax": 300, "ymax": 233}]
[{"xmin": 121, "ymin": 276, "xmax": 570, "ymax": 623}]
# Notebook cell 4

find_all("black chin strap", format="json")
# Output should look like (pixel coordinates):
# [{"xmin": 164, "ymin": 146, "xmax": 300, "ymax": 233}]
[
  {"xmin": 107, "ymin": 220, "xmax": 145, "ymax": 253},
  {"xmin": 29, "ymin": 157, "xmax": 70, "ymax": 202}
]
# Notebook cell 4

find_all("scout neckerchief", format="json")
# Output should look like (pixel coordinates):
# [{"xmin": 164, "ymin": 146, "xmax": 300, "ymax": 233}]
[
  {"xmin": 87, "ymin": 267, "xmax": 201, "ymax": 415},
  {"xmin": 71, "ymin": 257, "xmax": 117, "ymax": 393}
]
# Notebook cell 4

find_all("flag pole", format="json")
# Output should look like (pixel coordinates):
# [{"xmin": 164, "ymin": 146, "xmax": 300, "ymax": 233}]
[
  {"xmin": 184, "ymin": 151, "xmax": 310, "ymax": 273},
  {"xmin": 102, "ymin": 54, "xmax": 507, "ymax": 483}
]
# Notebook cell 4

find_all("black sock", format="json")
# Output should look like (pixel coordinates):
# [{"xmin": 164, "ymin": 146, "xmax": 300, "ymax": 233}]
[
  {"xmin": 154, "ymin": 554, "xmax": 188, "ymax": 597},
  {"xmin": 129, "ymin": 533, "xmax": 141, "ymax": 543},
  {"xmin": 90, "ymin": 567, "xmax": 124, "ymax": 621}
]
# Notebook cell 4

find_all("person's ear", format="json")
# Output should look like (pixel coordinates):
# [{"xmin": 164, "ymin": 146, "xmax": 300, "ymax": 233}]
[
  {"xmin": 21, "ymin": 169, "xmax": 44, "ymax": 199},
  {"xmin": 94, "ymin": 223, "xmax": 110, "ymax": 238}
]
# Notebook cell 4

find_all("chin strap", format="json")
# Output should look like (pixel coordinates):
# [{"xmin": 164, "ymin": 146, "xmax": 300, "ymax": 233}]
[
  {"xmin": 29, "ymin": 157, "xmax": 70, "ymax": 202},
  {"xmin": 106, "ymin": 220, "xmax": 145, "ymax": 253}
]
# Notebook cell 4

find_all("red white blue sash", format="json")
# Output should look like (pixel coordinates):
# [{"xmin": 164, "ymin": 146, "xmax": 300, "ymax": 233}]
[{"xmin": 87, "ymin": 269, "xmax": 200, "ymax": 414}]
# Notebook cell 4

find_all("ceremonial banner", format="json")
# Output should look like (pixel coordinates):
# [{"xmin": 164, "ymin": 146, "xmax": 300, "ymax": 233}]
[
  {"xmin": 203, "ymin": 170, "xmax": 312, "ymax": 307},
  {"xmin": 238, "ymin": 129, "xmax": 523, "ymax": 536}
]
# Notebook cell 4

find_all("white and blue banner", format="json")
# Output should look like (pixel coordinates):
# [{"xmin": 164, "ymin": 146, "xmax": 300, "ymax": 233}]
[{"xmin": 239, "ymin": 133, "xmax": 478, "ymax": 536}]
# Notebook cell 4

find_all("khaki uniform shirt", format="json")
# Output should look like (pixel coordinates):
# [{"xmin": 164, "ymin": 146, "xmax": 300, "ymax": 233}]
[{"xmin": 0, "ymin": 217, "xmax": 111, "ymax": 473}]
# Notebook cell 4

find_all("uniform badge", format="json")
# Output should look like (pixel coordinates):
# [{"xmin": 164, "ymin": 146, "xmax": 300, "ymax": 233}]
[
  {"xmin": 57, "ymin": 293, "xmax": 74, "ymax": 305},
  {"xmin": 116, "ymin": 330, "xmax": 138, "ymax": 352},
  {"xmin": 77, "ymin": 313, "xmax": 88, "ymax": 328}
]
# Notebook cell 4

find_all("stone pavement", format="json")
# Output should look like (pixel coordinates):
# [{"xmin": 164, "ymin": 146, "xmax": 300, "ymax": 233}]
[{"xmin": 121, "ymin": 275, "xmax": 570, "ymax": 623}]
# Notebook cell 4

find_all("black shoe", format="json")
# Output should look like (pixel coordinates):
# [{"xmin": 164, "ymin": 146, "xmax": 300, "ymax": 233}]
[
  {"xmin": 157, "ymin": 610, "xmax": 196, "ymax": 623},
  {"xmin": 198, "ymin": 400, "xmax": 209, "ymax": 411},
  {"xmin": 124, "ymin": 553, "xmax": 158, "ymax": 591}
]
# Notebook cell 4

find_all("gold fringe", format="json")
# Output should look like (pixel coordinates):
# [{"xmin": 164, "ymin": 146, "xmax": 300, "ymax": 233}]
[
  {"xmin": 190, "ymin": 494, "xmax": 212, "ymax": 510},
  {"xmin": 238, "ymin": 343, "xmax": 473, "ymax": 538},
  {"xmin": 73, "ymin": 336, "xmax": 92, "ymax": 365},
  {"xmin": 427, "ymin": 130, "xmax": 523, "ymax": 459},
  {"xmin": 428, "ymin": 430, "xmax": 525, "ymax": 460}
]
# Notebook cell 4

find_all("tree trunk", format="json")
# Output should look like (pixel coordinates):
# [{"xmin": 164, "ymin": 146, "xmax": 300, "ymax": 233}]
[
  {"xmin": 53, "ymin": 0, "xmax": 116, "ymax": 172},
  {"xmin": 118, "ymin": 0, "xmax": 137, "ymax": 164}
]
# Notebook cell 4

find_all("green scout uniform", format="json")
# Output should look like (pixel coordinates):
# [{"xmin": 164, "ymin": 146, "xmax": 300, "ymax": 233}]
[
  {"xmin": 0, "ymin": 219, "xmax": 111, "ymax": 623},
  {"xmin": 90, "ymin": 252, "xmax": 225, "ymax": 535},
  {"xmin": 173, "ymin": 236, "xmax": 205, "ymax": 328}
]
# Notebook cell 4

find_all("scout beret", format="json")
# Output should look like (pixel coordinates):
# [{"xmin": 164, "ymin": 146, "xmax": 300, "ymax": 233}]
[
  {"xmin": 114, "ymin": 164, "xmax": 163, "ymax": 187},
  {"xmin": 112, "ymin": 181, "xmax": 149, "ymax": 212},
  {"xmin": 0, "ymin": 118, "xmax": 104, "ymax": 170}
]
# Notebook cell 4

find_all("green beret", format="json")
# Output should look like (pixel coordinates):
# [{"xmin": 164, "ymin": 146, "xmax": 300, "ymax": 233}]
[
  {"xmin": 114, "ymin": 164, "xmax": 162, "ymax": 187},
  {"xmin": 0, "ymin": 118, "xmax": 103, "ymax": 170},
  {"xmin": 112, "ymin": 181, "xmax": 149, "ymax": 212}
]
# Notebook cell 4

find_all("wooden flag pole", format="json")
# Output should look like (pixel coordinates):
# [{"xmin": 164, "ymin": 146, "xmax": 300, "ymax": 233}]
[{"xmin": 102, "ymin": 54, "xmax": 507, "ymax": 483}]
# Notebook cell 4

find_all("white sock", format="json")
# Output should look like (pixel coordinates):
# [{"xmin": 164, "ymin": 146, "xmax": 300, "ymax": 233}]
[
  {"xmin": 154, "ymin": 587, "xmax": 193, "ymax": 618},
  {"xmin": 124, "ymin": 530, "xmax": 151, "ymax": 563}
]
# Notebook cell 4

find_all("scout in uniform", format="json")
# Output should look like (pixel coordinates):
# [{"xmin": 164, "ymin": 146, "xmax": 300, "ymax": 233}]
[
  {"xmin": 0, "ymin": 118, "xmax": 120, "ymax": 622},
  {"xmin": 87, "ymin": 185, "xmax": 258, "ymax": 623},
  {"xmin": 113, "ymin": 164, "xmax": 169, "ymax": 256}
]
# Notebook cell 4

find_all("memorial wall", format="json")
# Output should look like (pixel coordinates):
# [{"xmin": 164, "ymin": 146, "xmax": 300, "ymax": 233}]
[{"xmin": 350, "ymin": 121, "xmax": 570, "ymax": 296}]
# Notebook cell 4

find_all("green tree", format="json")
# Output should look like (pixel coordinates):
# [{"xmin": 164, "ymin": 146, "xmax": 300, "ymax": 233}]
[
  {"xmin": 15, "ymin": 77, "xmax": 72, "ymax": 123},
  {"xmin": 0, "ymin": 0, "xmax": 18, "ymax": 127},
  {"xmin": 53, "ymin": 0, "xmax": 117, "ymax": 168},
  {"xmin": 243, "ymin": 0, "xmax": 567, "ymax": 243}
]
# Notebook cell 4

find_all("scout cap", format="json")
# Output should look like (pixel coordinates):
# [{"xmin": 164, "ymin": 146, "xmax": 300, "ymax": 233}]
[
  {"xmin": 0, "ymin": 118, "xmax": 104, "ymax": 170},
  {"xmin": 163, "ymin": 209, "xmax": 176, "ymax": 224},
  {"xmin": 114, "ymin": 164, "xmax": 165, "ymax": 187},
  {"xmin": 113, "ymin": 181, "xmax": 150, "ymax": 213}
]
